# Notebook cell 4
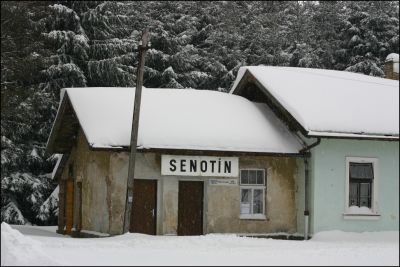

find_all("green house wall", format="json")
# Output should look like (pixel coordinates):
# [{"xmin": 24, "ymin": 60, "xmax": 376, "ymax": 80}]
[{"xmin": 309, "ymin": 139, "xmax": 399, "ymax": 234}]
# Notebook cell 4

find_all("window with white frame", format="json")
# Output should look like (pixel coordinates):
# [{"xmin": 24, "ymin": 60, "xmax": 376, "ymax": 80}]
[
  {"xmin": 345, "ymin": 157, "xmax": 379, "ymax": 217},
  {"xmin": 240, "ymin": 169, "xmax": 265, "ymax": 219}
]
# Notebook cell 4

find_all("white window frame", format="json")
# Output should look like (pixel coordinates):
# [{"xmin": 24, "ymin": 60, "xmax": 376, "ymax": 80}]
[
  {"xmin": 239, "ymin": 169, "xmax": 266, "ymax": 220},
  {"xmin": 344, "ymin": 157, "xmax": 380, "ymax": 220}
]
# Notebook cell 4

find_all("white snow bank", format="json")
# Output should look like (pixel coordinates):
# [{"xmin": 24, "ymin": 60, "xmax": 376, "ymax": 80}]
[
  {"xmin": 311, "ymin": 230, "xmax": 399, "ymax": 243},
  {"xmin": 3, "ymin": 225, "xmax": 399, "ymax": 266},
  {"xmin": 231, "ymin": 66, "xmax": 399, "ymax": 138},
  {"xmin": 61, "ymin": 87, "xmax": 303, "ymax": 153},
  {"xmin": 1, "ymin": 223, "xmax": 60, "ymax": 266}
]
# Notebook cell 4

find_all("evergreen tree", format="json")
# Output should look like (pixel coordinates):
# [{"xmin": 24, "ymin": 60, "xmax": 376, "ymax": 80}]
[
  {"xmin": 1, "ymin": 1, "xmax": 57, "ymax": 225},
  {"xmin": 338, "ymin": 1, "xmax": 399, "ymax": 76}
]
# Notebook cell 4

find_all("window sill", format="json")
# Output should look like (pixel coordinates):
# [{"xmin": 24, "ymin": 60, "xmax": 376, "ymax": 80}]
[
  {"xmin": 343, "ymin": 213, "xmax": 381, "ymax": 220},
  {"xmin": 240, "ymin": 214, "xmax": 266, "ymax": 220}
]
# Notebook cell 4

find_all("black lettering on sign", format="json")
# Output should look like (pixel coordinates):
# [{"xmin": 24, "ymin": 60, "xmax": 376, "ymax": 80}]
[
  {"xmin": 200, "ymin": 160, "xmax": 207, "ymax": 172},
  {"xmin": 181, "ymin": 159, "xmax": 186, "ymax": 172},
  {"xmin": 170, "ymin": 159, "xmax": 177, "ymax": 172},
  {"xmin": 224, "ymin": 161, "xmax": 231, "ymax": 173},
  {"xmin": 190, "ymin": 160, "xmax": 197, "ymax": 172},
  {"xmin": 210, "ymin": 160, "xmax": 216, "ymax": 172}
]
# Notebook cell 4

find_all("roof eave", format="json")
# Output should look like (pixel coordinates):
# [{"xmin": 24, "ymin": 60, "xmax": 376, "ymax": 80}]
[
  {"xmin": 88, "ymin": 146, "xmax": 304, "ymax": 157},
  {"xmin": 306, "ymin": 131, "xmax": 399, "ymax": 141}
]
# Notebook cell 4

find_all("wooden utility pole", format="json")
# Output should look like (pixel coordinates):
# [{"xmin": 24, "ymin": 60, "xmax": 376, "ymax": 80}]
[{"xmin": 123, "ymin": 28, "xmax": 150, "ymax": 233}]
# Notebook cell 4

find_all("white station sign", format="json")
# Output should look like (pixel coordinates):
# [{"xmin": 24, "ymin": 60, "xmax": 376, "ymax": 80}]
[{"xmin": 161, "ymin": 155, "xmax": 239, "ymax": 177}]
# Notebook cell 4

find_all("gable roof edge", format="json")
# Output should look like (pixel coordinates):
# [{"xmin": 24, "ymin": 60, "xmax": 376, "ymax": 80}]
[
  {"xmin": 45, "ymin": 93, "xmax": 69, "ymax": 156},
  {"xmin": 230, "ymin": 69, "xmax": 309, "ymax": 136},
  {"xmin": 45, "ymin": 91, "xmax": 92, "ymax": 156}
]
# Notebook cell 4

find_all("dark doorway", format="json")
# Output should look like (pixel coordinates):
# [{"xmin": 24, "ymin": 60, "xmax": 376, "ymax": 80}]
[
  {"xmin": 178, "ymin": 181, "xmax": 204, "ymax": 236},
  {"xmin": 130, "ymin": 179, "xmax": 157, "ymax": 235}
]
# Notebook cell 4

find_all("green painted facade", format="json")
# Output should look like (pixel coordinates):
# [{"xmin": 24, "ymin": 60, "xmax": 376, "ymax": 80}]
[{"xmin": 309, "ymin": 139, "xmax": 399, "ymax": 234}]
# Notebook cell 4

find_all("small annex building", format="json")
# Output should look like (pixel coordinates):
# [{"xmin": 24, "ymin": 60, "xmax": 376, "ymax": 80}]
[{"xmin": 47, "ymin": 60, "xmax": 399, "ymax": 238}]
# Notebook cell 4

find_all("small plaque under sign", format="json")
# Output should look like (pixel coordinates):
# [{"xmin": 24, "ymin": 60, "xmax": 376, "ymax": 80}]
[{"xmin": 209, "ymin": 179, "xmax": 237, "ymax": 186}]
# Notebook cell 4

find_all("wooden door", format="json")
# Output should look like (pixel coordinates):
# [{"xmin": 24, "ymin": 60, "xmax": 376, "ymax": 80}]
[
  {"xmin": 130, "ymin": 179, "xmax": 157, "ymax": 235},
  {"xmin": 65, "ymin": 180, "xmax": 74, "ymax": 235},
  {"xmin": 178, "ymin": 181, "xmax": 204, "ymax": 236}
]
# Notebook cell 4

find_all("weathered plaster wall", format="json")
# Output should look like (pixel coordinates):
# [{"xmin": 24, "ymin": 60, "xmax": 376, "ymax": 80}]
[
  {"xmin": 206, "ymin": 156, "xmax": 299, "ymax": 234},
  {"xmin": 114, "ymin": 153, "xmax": 300, "ymax": 235},
  {"xmin": 295, "ymin": 157, "xmax": 305, "ymax": 236},
  {"xmin": 106, "ymin": 152, "xmax": 180, "ymax": 235},
  {"xmin": 161, "ymin": 178, "xmax": 179, "ymax": 235},
  {"xmin": 65, "ymin": 136, "xmax": 302, "ymax": 235},
  {"xmin": 108, "ymin": 153, "xmax": 129, "ymax": 234},
  {"xmin": 59, "ymin": 129, "xmax": 126, "ymax": 235},
  {"xmin": 72, "ymin": 130, "xmax": 110, "ymax": 234},
  {"xmin": 66, "ymin": 131, "xmax": 158, "ymax": 235}
]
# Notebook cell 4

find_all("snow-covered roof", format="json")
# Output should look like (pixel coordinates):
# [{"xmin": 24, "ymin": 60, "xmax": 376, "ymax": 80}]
[
  {"xmin": 230, "ymin": 66, "xmax": 399, "ymax": 139},
  {"xmin": 385, "ymin": 53, "xmax": 399, "ymax": 63},
  {"xmin": 47, "ymin": 87, "xmax": 303, "ymax": 154}
]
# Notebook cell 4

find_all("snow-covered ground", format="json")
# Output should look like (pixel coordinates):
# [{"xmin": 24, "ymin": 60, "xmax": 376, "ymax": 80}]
[{"xmin": 1, "ymin": 223, "xmax": 398, "ymax": 266}]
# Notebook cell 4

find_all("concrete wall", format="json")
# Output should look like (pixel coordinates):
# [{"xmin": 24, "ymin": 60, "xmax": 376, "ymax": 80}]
[
  {"xmin": 114, "ymin": 153, "xmax": 301, "ymax": 235},
  {"xmin": 309, "ymin": 139, "xmax": 399, "ymax": 234},
  {"xmin": 58, "ymin": 130, "xmax": 126, "ymax": 235},
  {"xmin": 206, "ymin": 156, "xmax": 299, "ymax": 234},
  {"xmin": 295, "ymin": 157, "xmax": 305, "ymax": 236},
  {"xmin": 61, "ymin": 131, "xmax": 303, "ymax": 235}
]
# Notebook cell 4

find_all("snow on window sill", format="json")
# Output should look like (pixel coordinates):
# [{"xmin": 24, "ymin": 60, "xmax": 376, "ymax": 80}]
[
  {"xmin": 343, "ymin": 207, "xmax": 380, "ymax": 220},
  {"xmin": 343, "ymin": 213, "xmax": 381, "ymax": 220},
  {"xmin": 240, "ymin": 214, "xmax": 266, "ymax": 220}
]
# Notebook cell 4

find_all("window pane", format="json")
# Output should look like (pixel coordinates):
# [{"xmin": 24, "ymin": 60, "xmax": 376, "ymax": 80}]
[
  {"xmin": 359, "ymin": 197, "xmax": 370, "ymax": 208},
  {"xmin": 359, "ymin": 183, "xmax": 371, "ymax": 208},
  {"xmin": 256, "ymin": 170, "xmax": 264, "ymax": 185},
  {"xmin": 240, "ymin": 189, "xmax": 251, "ymax": 214},
  {"xmin": 241, "ymin": 170, "xmax": 249, "ymax": 184},
  {"xmin": 253, "ymin": 189, "xmax": 263, "ymax": 214},
  {"xmin": 359, "ymin": 183, "xmax": 370, "ymax": 197},
  {"xmin": 349, "ymin": 182, "xmax": 359, "ymax": 206},
  {"xmin": 249, "ymin": 170, "xmax": 257, "ymax": 184},
  {"xmin": 350, "ymin": 163, "xmax": 374, "ymax": 179}
]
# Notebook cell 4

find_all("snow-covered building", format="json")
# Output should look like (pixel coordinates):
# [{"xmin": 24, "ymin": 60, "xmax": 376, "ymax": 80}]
[
  {"xmin": 385, "ymin": 53, "xmax": 399, "ymax": 80},
  {"xmin": 46, "ymin": 88, "xmax": 306, "ymax": 237},
  {"xmin": 46, "ymin": 64, "xmax": 399, "ymax": 238},
  {"xmin": 230, "ymin": 65, "xmax": 399, "ymax": 235}
]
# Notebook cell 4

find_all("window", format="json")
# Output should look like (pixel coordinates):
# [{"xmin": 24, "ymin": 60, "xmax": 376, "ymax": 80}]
[
  {"xmin": 240, "ymin": 169, "xmax": 266, "ymax": 219},
  {"xmin": 345, "ymin": 157, "xmax": 380, "ymax": 219},
  {"xmin": 349, "ymin": 162, "xmax": 373, "ymax": 208}
]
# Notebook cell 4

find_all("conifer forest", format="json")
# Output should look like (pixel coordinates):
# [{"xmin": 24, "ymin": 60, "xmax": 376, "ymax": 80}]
[{"xmin": 1, "ymin": 1, "xmax": 399, "ymax": 225}]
